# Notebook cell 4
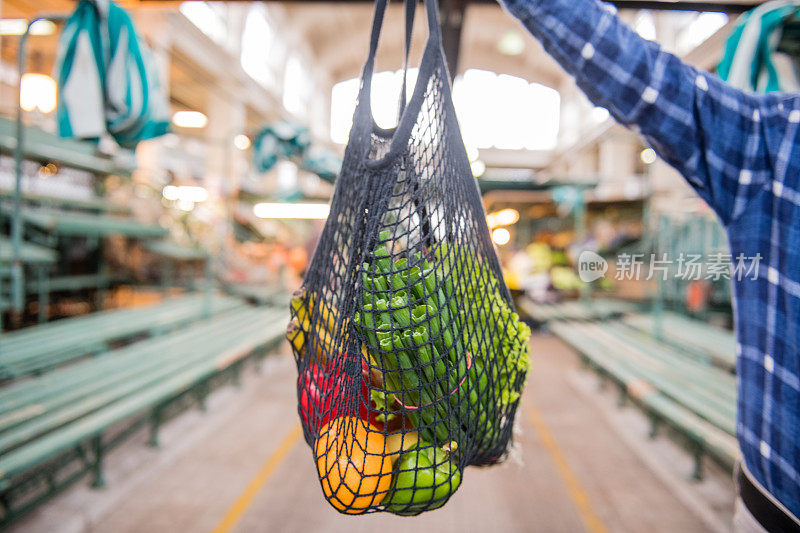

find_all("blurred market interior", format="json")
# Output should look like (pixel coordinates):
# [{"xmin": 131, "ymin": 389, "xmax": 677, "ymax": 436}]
[{"xmin": 0, "ymin": 0, "xmax": 768, "ymax": 531}]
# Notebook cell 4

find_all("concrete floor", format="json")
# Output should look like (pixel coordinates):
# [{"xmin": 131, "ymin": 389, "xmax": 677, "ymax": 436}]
[{"xmin": 10, "ymin": 334, "xmax": 735, "ymax": 533}]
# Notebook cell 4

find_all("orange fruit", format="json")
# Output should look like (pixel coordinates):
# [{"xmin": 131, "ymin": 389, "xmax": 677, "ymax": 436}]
[{"xmin": 314, "ymin": 416, "xmax": 393, "ymax": 514}]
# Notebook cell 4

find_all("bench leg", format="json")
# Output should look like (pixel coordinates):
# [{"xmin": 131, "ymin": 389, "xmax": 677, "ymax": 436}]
[
  {"xmin": 0, "ymin": 492, "xmax": 11, "ymax": 522},
  {"xmin": 195, "ymin": 381, "xmax": 209, "ymax": 412},
  {"xmin": 254, "ymin": 347, "xmax": 268, "ymax": 373},
  {"xmin": 232, "ymin": 361, "xmax": 243, "ymax": 389},
  {"xmin": 617, "ymin": 387, "xmax": 629, "ymax": 408},
  {"xmin": 91, "ymin": 436, "xmax": 106, "ymax": 489},
  {"xmin": 691, "ymin": 444, "xmax": 704, "ymax": 481},
  {"xmin": 648, "ymin": 415, "xmax": 660, "ymax": 439},
  {"xmin": 149, "ymin": 407, "xmax": 163, "ymax": 448}
]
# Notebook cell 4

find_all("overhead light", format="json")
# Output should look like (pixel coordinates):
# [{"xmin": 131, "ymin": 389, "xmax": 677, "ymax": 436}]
[
  {"xmin": 492, "ymin": 227, "xmax": 511, "ymax": 246},
  {"xmin": 470, "ymin": 159, "xmax": 486, "ymax": 178},
  {"xmin": 162, "ymin": 185, "xmax": 209, "ymax": 203},
  {"xmin": 498, "ymin": 31, "xmax": 525, "ymax": 56},
  {"xmin": 20, "ymin": 73, "xmax": 56, "ymax": 113},
  {"xmin": 253, "ymin": 202, "xmax": 330, "ymax": 220},
  {"xmin": 0, "ymin": 19, "xmax": 56, "ymax": 36},
  {"xmin": 640, "ymin": 148, "xmax": 657, "ymax": 165},
  {"xmin": 234, "ymin": 134, "xmax": 251, "ymax": 150},
  {"xmin": 172, "ymin": 110, "xmax": 208, "ymax": 128},
  {"xmin": 163, "ymin": 185, "xmax": 179, "ymax": 201},
  {"xmin": 466, "ymin": 145, "xmax": 480, "ymax": 163},
  {"xmin": 486, "ymin": 208, "xmax": 520, "ymax": 228}
]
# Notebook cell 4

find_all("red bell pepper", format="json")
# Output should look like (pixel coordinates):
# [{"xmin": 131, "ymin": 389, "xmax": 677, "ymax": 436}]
[{"xmin": 298, "ymin": 358, "xmax": 383, "ymax": 433}]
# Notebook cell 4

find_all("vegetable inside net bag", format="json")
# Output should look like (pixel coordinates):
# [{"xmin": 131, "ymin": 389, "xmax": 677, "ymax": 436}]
[{"xmin": 287, "ymin": 0, "xmax": 531, "ymax": 516}]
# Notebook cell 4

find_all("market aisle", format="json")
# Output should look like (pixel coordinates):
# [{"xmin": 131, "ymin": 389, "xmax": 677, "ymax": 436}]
[
  {"xmin": 226, "ymin": 335, "xmax": 710, "ymax": 533},
  {"xmin": 18, "ymin": 335, "xmax": 714, "ymax": 533}
]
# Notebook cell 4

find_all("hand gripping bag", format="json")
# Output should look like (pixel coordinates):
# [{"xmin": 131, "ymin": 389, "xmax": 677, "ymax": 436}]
[{"xmin": 287, "ymin": 0, "xmax": 531, "ymax": 515}]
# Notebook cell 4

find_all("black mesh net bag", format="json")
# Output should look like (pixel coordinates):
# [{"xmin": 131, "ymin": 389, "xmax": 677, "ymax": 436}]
[{"xmin": 286, "ymin": 0, "xmax": 531, "ymax": 516}]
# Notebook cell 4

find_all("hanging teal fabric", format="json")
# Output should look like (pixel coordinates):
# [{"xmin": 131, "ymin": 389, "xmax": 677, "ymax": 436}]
[
  {"xmin": 252, "ymin": 128, "xmax": 280, "ymax": 173},
  {"xmin": 55, "ymin": 0, "xmax": 170, "ymax": 148},
  {"xmin": 718, "ymin": 0, "xmax": 800, "ymax": 93},
  {"xmin": 252, "ymin": 121, "xmax": 312, "ymax": 172},
  {"xmin": 551, "ymin": 185, "xmax": 583, "ymax": 216},
  {"xmin": 54, "ymin": 0, "xmax": 106, "ymax": 139},
  {"xmin": 252, "ymin": 121, "xmax": 341, "ymax": 181}
]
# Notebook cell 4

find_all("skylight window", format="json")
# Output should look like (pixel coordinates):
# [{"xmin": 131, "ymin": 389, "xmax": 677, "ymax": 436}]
[
  {"xmin": 241, "ymin": 5, "xmax": 277, "ymax": 89},
  {"xmin": 179, "ymin": 2, "xmax": 227, "ymax": 44},
  {"xmin": 330, "ymin": 69, "xmax": 560, "ymax": 150},
  {"xmin": 284, "ymin": 55, "xmax": 313, "ymax": 118},
  {"xmin": 676, "ymin": 12, "xmax": 729, "ymax": 54}
]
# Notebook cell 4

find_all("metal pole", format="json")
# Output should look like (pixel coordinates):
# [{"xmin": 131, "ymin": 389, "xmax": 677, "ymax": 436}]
[
  {"xmin": 12, "ymin": 15, "xmax": 69, "ymax": 314},
  {"xmin": 11, "ymin": 22, "xmax": 33, "ymax": 313},
  {"xmin": 37, "ymin": 266, "xmax": 49, "ymax": 323}
]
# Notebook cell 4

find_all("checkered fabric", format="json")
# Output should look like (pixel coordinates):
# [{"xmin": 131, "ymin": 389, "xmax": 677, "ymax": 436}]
[{"xmin": 501, "ymin": 0, "xmax": 800, "ymax": 517}]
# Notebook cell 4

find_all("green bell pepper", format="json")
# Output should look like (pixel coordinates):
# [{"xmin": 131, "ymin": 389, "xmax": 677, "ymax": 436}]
[{"xmin": 383, "ymin": 441, "xmax": 462, "ymax": 515}]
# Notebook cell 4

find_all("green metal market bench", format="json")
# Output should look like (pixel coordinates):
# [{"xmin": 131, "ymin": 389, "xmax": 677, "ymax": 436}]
[
  {"xmin": 7, "ymin": 208, "xmax": 169, "ymax": 239},
  {"xmin": 0, "ymin": 190, "xmax": 130, "ymax": 215},
  {"xmin": 550, "ymin": 319, "xmax": 739, "ymax": 479},
  {"xmin": 222, "ymin": 282, "xmax": 288, "ymax": 306},
  {"xmin": 0, "ymin": 304, "xmax": 287, "ymax": 526},
  {"xmin": 517, "ymin": 297, "xmax": 640, "ymax": 324},
  {"xmin": 621, "ymin": 312, "xmax": 737, "ymax": 372},
  {"xmin": 0, "ymin": 236, "xmax": 58, "ymax": 323},
  {"xmin": 25, "ymin": 273, "xmax": 112, "ymax": 294},
  {"xmin": 0, "ymin": 293, "xmax": 243, "ymax": 379}
]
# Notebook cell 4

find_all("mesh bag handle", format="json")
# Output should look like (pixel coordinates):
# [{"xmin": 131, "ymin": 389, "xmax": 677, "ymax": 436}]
[
  {"xmin": 398, "ymin": 0, "xmax": 416, "ymax": 118},
  {"xmin": 352, "ymin": 0, "xmax": 447, "ymax": 166}
]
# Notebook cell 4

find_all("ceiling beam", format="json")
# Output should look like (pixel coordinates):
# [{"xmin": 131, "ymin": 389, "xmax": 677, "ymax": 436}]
[{"xmin": 163, "ymin": 0, "xmax": 759, "ymax": 15}]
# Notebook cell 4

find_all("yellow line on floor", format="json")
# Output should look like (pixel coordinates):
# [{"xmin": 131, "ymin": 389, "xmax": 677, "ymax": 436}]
[
  {"xmin": 211, "ymin": 423, "xmax": 302, "ymax": 533},
  {"xmin": 526, "ymin": 406, "xmax": 608, "ymax": 533}
]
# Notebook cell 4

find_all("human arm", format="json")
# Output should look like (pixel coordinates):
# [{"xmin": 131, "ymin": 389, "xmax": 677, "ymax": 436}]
[{"xmin": 499, "ymin": 0, "xmax": 781, "ymax": 224}]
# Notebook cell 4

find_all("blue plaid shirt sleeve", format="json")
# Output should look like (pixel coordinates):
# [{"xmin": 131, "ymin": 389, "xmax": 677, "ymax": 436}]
[
  {"xmin": 500, "ymin": 0, "xmax": 796, "ymax": 224},
  {"xmin": 501, "ymin": 0, "xmax": 800, "ymax": 519}
]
